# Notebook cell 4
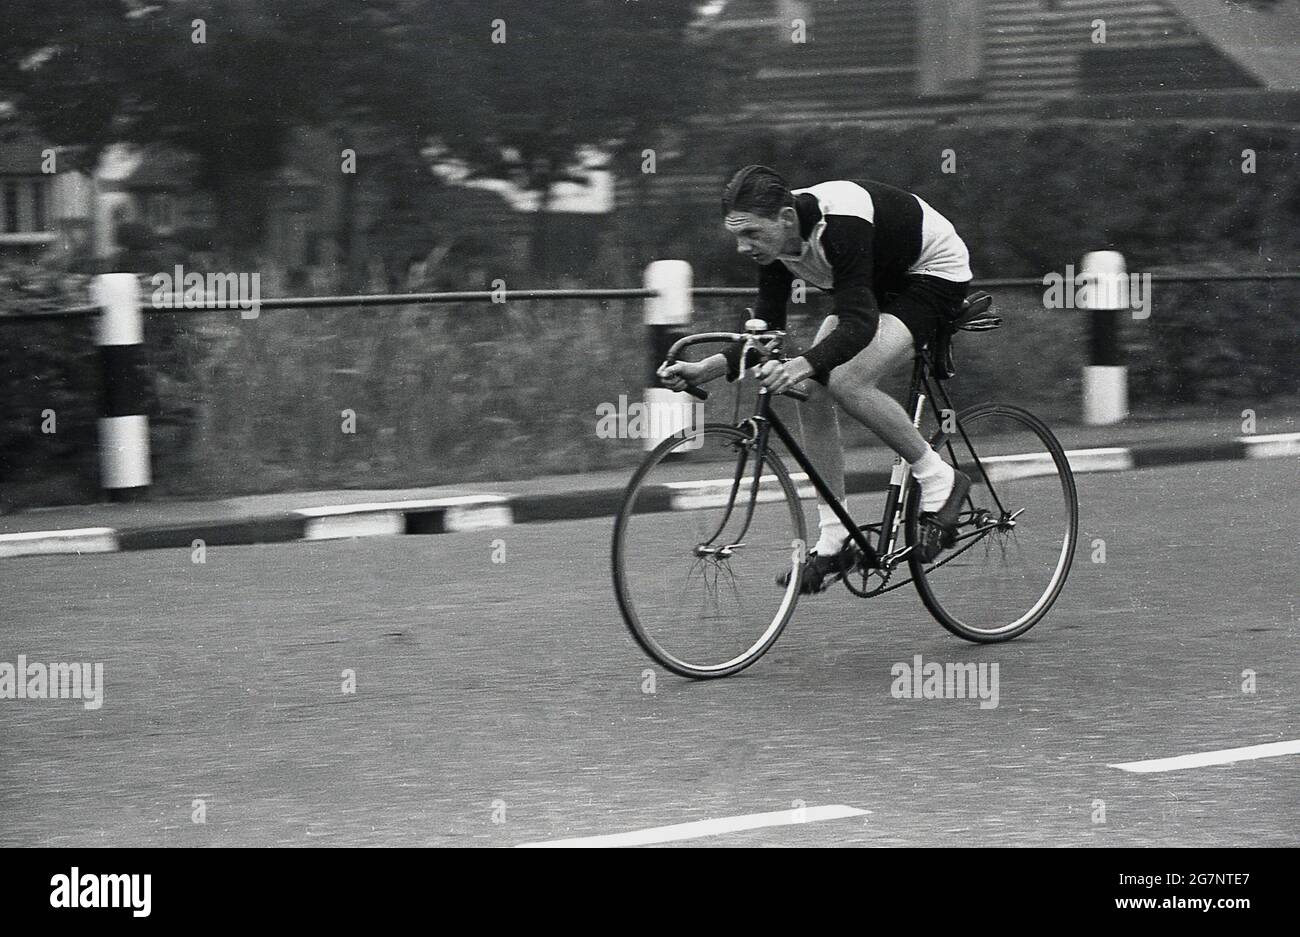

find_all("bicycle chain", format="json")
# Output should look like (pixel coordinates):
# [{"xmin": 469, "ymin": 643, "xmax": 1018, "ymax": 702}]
[
  {"xmin": 839, "ymin": 529, "xmax": 892, "ymax": 597},
  {"xmin": 842, "ymin": 560, "xmax": 892, "ymax": 597},
  {"xmin": 841, "ymin": 527, "xmax": 993, "ymax": 597}
]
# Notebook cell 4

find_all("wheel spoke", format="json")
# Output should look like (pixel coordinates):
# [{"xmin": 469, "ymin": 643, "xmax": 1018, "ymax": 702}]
[
  {"xmin": 908, "ymin": 404, "xmax": 1078, "ymax": 642},
  {"xmin": 612, "ymin": 425, "xmax": 807, "ymax": 678}
]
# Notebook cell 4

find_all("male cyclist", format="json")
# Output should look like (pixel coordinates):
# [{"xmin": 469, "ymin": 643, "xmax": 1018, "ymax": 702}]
[{"xmin": 658, "ymin": 165, "xmax": 973, "ymax": 592}]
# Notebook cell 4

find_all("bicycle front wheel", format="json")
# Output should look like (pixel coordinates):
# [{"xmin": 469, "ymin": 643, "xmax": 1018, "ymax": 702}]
[
  {"xmin": 906, "ymin": 403, "xmax": 1078, "ymax": 642},
  {"xmin": 612, "ymin": 423, "xmax": 808, "ymax": 679}
]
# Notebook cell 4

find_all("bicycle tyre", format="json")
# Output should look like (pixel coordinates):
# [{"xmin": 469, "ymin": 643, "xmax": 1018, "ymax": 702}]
[
  {"xmin": 906, "ymin": 403, "xmax": 1078, "ymax": 643},
  {"xmin": 612, "ymin": 423, "xmax": 808, "ymax": 679}
]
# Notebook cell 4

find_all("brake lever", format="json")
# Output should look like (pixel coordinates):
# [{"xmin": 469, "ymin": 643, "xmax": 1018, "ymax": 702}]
[
  {"xmin": 737, "ymin": 334, "xmax": 780, "ymax": 385},
  {"xmin": 744, "ymin": 340, "xmax": 811, "ymax": 402}
]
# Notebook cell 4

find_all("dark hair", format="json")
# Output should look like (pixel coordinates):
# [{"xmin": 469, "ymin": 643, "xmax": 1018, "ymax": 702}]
[{"xmin": 721, "ymin": 165, "xmax": 794, "ymax": 218}]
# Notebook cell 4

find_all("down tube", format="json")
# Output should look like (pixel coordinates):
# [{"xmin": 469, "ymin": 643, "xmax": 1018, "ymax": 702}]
[{"xmin": 765, "ymin": 409, "xmax": 880, "ymax": 567}]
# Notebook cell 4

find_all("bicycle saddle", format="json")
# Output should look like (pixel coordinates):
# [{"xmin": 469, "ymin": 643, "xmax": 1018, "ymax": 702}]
[{"xmin": 932, "ymin": 290, "xmax": 1001, "ymax": 380}]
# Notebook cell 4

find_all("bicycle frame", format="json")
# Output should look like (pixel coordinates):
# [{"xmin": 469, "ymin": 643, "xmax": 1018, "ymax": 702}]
[
  {"xmin": 744, "ymin": 350, "xmax": 950, "ymax": 572},
  {"xmin": 626, "ymin": 299, "xmax": 1076, "ymax": 667},
  {"xmin": 662, "ymin": 322, "xmax": 1008, "ymax": 575}
]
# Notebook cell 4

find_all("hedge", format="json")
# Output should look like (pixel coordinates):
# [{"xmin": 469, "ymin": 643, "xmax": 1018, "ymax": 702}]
[{"xmin": 2, "ymin": 119, "xmax": 1296, "ymax": 504}]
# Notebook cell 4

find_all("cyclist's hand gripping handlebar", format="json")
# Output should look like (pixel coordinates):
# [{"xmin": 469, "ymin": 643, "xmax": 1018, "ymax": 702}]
[{"xmin": 659, "ymin": 321, "xmax": 810, "ymax": 402}]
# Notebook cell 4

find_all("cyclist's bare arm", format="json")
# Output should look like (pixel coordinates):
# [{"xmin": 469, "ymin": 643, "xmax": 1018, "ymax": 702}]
[{"xmin": 657, "ymin": 353, "xmax": 730, "ymax": 392}]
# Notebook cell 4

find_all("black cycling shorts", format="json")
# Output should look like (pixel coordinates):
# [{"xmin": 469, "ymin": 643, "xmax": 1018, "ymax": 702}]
[{"xmin": 879, "ymin": 274, "xmax": 972, "ymax": 351}]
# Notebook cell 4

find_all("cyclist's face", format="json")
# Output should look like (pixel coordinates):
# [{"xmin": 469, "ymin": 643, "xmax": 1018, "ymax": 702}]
[{"xmin": 724, "ymin": 209, "xmax": 797, "ymax": 265}]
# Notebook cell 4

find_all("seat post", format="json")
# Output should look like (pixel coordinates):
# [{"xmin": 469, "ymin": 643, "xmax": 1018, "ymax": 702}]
[{"xmin": 910, "ymin": 348, "xmax": 927, "ymax": 404}]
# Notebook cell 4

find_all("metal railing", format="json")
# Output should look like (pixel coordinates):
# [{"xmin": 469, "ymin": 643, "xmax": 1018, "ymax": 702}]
[
  {"xmin": 3, "ymin": 261, "xmax": 1296, "ymax": 499},
  {"xmin": 2, "ymin": 271, "xmax": 1298, "ymax": 323}
]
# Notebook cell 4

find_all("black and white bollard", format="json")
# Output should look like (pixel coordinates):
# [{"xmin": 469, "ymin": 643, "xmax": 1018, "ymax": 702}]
[
  {"xmin": 92, "ymin": 273, "xmax": 151, "ymax": 500},
  {"xmin": 643, "ymin": 260, "xmax": 698, "ymax": 451},
  {"xmin": 1080, "ymin": 251, "xmax": 1128, "ymax": 425}
]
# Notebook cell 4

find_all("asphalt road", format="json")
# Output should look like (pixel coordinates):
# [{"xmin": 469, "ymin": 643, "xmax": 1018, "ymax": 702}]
[{"xmin": 1, "ymin": 459, "xmax": 1296, "ymax": 847}]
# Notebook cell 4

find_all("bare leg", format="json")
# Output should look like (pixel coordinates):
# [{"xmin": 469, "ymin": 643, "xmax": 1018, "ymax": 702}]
[
  {"xmin": 827, "ymin": 313, "xmax": 957, "ymax": 514},
  {"xmin": 794, "ymin": 312, "xmax": 923, "ymax": 484},
  {"xmin": 788, "ymin": 315, "xmax": 860, "ymax": 556},
  {"xmin": 791, "ymin": 376, "xmax": 845, "ymax": 501},
  {"xmin": 824, "ymin": 313, "xmax": 927, "ymax": 461},
  {"xmin": 799, "ymin": 314, "xmax": 927, "ymax": 555},
  {"xmin": 787, "ymin": 313, "xmax": 954, "ymax": 569}
]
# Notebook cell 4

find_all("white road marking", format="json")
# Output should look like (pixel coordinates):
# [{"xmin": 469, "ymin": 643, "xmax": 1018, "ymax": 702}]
[
  {"xmin": 666, "ymin": 475, "xmax": 816, "ymax": 510},
  {"xmin": 295, "ymin": 495, "xmax": 513, "ymax": 537},
  {"xmin": 0, "ymin": 527, "xmax": 119, "ymax": 558},
  {"xmin": 1064, "ymin": 447, "xmax": 1134, "ymax": 473},
  {"xmin": 964, "ymin": 448, "xmax": 1133, "ymax": 483},
  {"xmin": 978, "ymin": 452, "xmax": 1060, "ymax": 483},
  {"xmin": 294, "ymin": 494, "xmax": 508, "ymax": 516},
  {"xmin": 1109, "ymin": 739, "xmax": 1300, "ymax": 773},
  {"xmin": 443, "ymin": 501, "xmax": 513, "ymax": 532},
  {"xmin": 1238, "ymin": 432, "xmax": 1300, "ymax": 459},
  {"xmin": 666, "ymin": 447, "xmax": 1137, "ymax": 509},
  {"xmin": 300, "ymin": 512, "xmax": 403, "ymax": 540},
  {"xmin": 515, "ymin": 804, "xmax": 869, "ymax": 848}
]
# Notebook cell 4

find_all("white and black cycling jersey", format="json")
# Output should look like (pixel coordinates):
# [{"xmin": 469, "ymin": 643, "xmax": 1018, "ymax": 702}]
[
  {"xmin": 779, "ymin": 179, "xmax": 971, "ymax": 289},
  {"xmin": 745, "ymin": 178, "xmax": 972, "ymax": 380}
]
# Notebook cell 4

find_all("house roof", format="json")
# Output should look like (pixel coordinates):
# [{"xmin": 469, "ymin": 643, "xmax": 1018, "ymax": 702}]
[
  {"xmin": 121, "ymin": 148, "xmax": 201, "ymax": 189},
  {"xmin": 696, "ymin": 0, "xmax": 1295, "ymax": 126},
  {"xmin": 709, "ymin": 0, "xmax": 780, "ymax": 24},
  {"xmin": 1163, "ymin": 0, "xmax": 1300, "ymax": 91}
]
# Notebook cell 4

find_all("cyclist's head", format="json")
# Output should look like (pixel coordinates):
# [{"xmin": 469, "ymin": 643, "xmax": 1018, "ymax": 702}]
[
  {"xmin": 722, "ymin": 165, "xmax": 793, "ymax": 218},
  {"xmin": 721, "ymin": 165, "xmax": 801, "ymax": 265}
]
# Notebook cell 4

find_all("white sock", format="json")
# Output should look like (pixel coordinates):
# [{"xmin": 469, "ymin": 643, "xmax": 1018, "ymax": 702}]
[
  {"xmin": 814, "ymin": 501, "xmax": 849, "ymax": 555},
  {"xmin": 910, "ymin": 448, "xmax": 954, "ymax": 513}
]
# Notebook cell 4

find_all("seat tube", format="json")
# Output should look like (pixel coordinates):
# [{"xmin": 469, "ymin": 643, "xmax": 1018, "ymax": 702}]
[{"xmin": 880, "ymin": 360, "xmax": 928, "ymax": 555}]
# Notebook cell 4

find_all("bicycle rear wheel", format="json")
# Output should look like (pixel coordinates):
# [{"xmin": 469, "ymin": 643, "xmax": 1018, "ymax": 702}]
[
  {"xmin": 906, "ymin": 403, "xmax": 1078, "ymax": 642},
  {"xmin": 612, "ymin": 423, "xmax": 808, "ymax": 679}
]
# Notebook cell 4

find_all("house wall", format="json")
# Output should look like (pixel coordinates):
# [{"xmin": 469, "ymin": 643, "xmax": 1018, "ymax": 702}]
[
  {"xmin": 710, "ymin": 0, "xmax": 1256, "ymax": 123},
  {"xmin": 53, "ymin": 172, "xmax": 93, "ymax": 224},
  {"xmin": 982, "ymin": 0, "xmax": 1255, "ymax": 111},
  {"xmin": 616, "ymin": 0, "xmax": 1280, "ymax": 211},
  {"xmin": 0, "ymin": 130, "xmax": 99, "ymax": 258}
]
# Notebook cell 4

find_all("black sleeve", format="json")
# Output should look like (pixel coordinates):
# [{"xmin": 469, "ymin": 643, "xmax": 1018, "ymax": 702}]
[
  {"xmin": 800, "ymin": 215, "xmax": 880, "ymax": 381},
  {"xmin": 724, "ymin": 260, "xmax": 794, "ymax": 381}
]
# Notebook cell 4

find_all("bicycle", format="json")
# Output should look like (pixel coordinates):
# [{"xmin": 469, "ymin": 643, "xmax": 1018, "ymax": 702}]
[{"xmin": 611, "ymin": 292, "xmax": 1079, "ymax": 679}]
